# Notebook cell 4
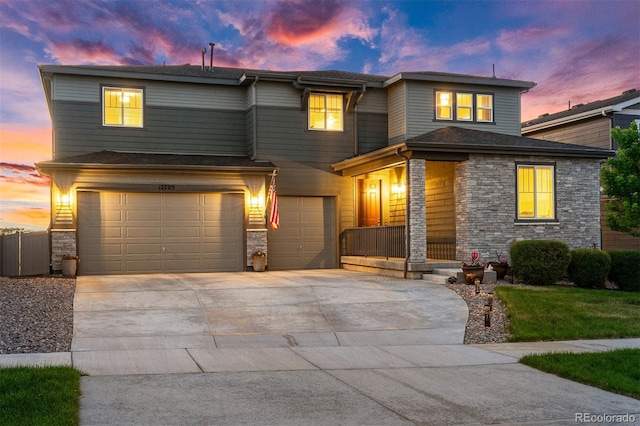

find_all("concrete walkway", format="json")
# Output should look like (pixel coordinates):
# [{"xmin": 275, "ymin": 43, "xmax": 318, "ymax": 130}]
[{"xmin": 2, "ymin": 270, "xmax": 639, "ymax": 425}]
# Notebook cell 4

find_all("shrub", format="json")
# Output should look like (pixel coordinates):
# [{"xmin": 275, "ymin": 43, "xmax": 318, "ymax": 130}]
[
  {"xmin": 510, "ymin": 240, "xmax": 571, "ymax": 285},
  {"xmin": 568, "ymin": 249, "xmax": 611, "ymax": 288},
  {"xmin": 608, "ymin": 250, "xmax": 640, "ymax": 292}
]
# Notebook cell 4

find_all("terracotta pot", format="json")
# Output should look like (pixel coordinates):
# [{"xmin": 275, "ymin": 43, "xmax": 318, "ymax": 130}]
[{"xmin": 461, "ymin": 266, "xmax": 484, "ymax": 284}]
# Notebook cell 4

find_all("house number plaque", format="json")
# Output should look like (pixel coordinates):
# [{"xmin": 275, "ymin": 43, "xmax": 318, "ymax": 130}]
[{"xmin": 158, "ymin": 184, "xmax": 176, "ymax": 191}]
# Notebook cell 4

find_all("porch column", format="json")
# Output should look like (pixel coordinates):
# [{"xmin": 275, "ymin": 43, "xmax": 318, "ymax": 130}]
[{"xmin": 407, "ymin": 158, "xmax": 426, "ymax": 262}]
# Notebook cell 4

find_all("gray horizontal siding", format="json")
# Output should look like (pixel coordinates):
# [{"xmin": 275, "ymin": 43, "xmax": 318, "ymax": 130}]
[
  {"xmin": 525, "ymin": 117, "xmax": 611, "ymax": 149},
  {"xmin": 53, "ymin": 75, "xmax": 246, "ymax": 110},
  {"xmin": 256, "ymin": 81, "xmax": 300, "ymax": 107},
  {"xmin": 358, "ymin": 113, "xmax": 388, "ymax": 155},
  {"xmin": 358, "ymin": 89, "xmax": 387, "ymax": 114},
  {"xmin": 406, "ymin": 81, "xmax": 522, "ymax": 137},
  {"xmin": 388, "ymin": 83, "xmax": 407, "ymax": 142},
  {"xmin": 53, "ymin": 101, "xmax": 248, "ymax": 158}
]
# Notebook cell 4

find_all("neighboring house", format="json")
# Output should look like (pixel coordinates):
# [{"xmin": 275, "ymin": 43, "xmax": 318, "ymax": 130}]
[
  {"xmin": 522, "ymin": 89, "xmax": 640, "ymax": 251},
  {"xmin": 37, "ymin": 65, "xmax": 613, "ymax": 277}
]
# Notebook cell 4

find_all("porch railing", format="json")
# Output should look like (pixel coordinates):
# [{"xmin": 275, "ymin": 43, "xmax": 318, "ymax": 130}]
[
  {"xmin": 340, "ymin": 226, "xmax": 457, "ymax": 260},
  {"xmin": 340, "ymin": 226, "xmax": 406, "ymax": 259}
]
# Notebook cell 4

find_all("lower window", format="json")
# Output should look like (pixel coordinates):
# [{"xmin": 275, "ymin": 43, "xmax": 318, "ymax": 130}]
[{"xmin": 517, "ymin": 164, "xmax": 555, "ymax": 220}]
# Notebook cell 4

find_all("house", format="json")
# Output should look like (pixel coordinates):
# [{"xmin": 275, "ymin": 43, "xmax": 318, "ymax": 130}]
[
  {"xmin": 522, "ymin": 89, "xmax": 640, "ymax": 251},
  {"xmin": 36, "ymin": 64, "xmax": 614, "ymax": 277}
]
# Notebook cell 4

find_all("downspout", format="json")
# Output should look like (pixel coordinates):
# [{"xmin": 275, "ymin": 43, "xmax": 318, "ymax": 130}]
[
  {"xmin": 251, "ymin": 76, "xmax": 259, "ymax": 160},
  {"xmin": 396, "ymin": 147, "xmax": 410, "ymax": 279}
]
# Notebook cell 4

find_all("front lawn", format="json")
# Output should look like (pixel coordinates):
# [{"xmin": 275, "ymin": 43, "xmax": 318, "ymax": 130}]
[
  {"xmin": 495, "ymin": 285, "xmax": 640, "ymax": 341},
  {"xmin": 0, "ymin": 366, "xmax": 81, "ymax": 426},
  {"xmin": 520, "ymin": 349, "xmax": 640, "ymax": 400}
]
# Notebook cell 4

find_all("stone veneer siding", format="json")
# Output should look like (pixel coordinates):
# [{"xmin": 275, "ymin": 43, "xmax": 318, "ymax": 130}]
[
  {"xmin": 455, "ymin": 154, "xmax": 602, "ymax": 262},
  {"xmin": 246, "ymin": 229, "xmax": 268, "ymax": 269},
  {"xmin": 408, "ymin": 159, "xmax": 427, "ymax": 262},
  {"xmin": 51, "ymin": 230, "xmax": 77, "ymax": 271}
]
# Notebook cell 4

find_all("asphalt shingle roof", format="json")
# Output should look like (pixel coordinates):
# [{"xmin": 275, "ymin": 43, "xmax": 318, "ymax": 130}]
[
  {"xmin": 522, "ymin": 89, "xmax": 640, "ymax": 127},
  {"xmin": 38, "ymin": 151, "xmax": 277, "ymax": 169},
  {"xmin": 405, "ymin": 126, "xmax": 613, "ymax": 158}
]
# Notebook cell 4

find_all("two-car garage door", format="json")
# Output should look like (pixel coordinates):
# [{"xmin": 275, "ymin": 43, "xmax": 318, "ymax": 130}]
[{"xmin": 77, "ymin": 191, "xmax": 244, "ymax": 275}]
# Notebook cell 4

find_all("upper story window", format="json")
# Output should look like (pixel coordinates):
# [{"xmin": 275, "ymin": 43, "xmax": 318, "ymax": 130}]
[
  {"xmin": 517, "ymin": 164, "xmax": 555, "ymax": 220},
  {"xmin": 435, "ymin": 90, "xmax": 494, "ymax": 123},
  {"xmin": 309, "ymin": 93, "xmax": 343, "ymax": 131},
  {"xmin": 102, "ymin": 87, "xmax": 143, "ymax": 128}
]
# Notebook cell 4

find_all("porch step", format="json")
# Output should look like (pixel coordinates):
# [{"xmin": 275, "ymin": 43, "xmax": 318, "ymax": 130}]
[{"xmin": 423, "ymin": 266, "xmax": 497, "ymax": 285}]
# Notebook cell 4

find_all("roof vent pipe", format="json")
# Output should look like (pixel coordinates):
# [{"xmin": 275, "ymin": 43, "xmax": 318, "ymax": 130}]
[
  {"xmin": 201, "ymin": 48, "xmax": 206, "ymax": 71},
  {"xmin": 209, "ymin": 43, "xmax": 215, "ymax": 72}
]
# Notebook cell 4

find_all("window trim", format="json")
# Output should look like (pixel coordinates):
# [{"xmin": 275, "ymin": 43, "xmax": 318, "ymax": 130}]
[
  {"xmin": 101, "ymin": 85, "xmax": 145, "ymax": 128},
  {"xmin": 308, "ymin": 92, "xmax": 344, "ymax": 132},
  {"xmin": 434, "ymin": 89, "xmax": 494, "ymax": 124},
  {"xmin": 515, "ymin": 162, "xmax": 558, "ymax": 222}
]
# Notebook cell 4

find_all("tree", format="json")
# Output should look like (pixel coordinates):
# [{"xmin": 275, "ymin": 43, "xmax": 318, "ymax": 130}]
[{"xmin": 601, "ymin": 120, "xmax": 640, "ymax": 237}]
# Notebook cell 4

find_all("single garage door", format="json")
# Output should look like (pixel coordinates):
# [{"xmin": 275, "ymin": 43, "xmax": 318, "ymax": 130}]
[
  {"xmin": 77, "ymin": 191, "xmax": 244, "ymax": 275},
  {"xmin": 268, "ymin": 196, "xmax": 336, "ymax": 270}
]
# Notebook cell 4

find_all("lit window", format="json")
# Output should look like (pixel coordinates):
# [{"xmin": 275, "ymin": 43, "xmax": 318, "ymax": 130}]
[
  {"xmin": 103, "ymin": 87, "xmax": 143, "ymax": 127},
  {"xmin": 436, "ymin": 91, "xmax": 452, "ymax": 120},
  {"xmin": 477, "ymin": 94, "xmax": 493, "ymax": 122},
  {"xmin": 434, "ymin": 90, "xmax": 494, "ymax": 122},
  {"xmin": 517, "ymin": 165, "xmax": 555, "ymax": 219},
  {"xmin": 456, "ymin": 93, "xmax": 473, "ymax": 121},
  {"xmin": 309, "ymin": 93, "xmax": 343, "ymax": 131}
]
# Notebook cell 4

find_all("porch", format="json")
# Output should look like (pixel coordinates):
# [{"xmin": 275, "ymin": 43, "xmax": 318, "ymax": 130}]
[{"xmin": 339, "ymin": 226, "xmax": 461, "ymax": 279}]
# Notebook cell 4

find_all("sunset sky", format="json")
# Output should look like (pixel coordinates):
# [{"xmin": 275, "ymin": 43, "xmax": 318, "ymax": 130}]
[{"xmin": 1, "ymin": 0, "xmax": 638, "ymax": 231}]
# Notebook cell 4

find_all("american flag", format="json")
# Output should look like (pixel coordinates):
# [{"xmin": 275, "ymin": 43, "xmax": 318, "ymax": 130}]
[{"xmin": 267, "ymin": 172, "xmax": 279, "ymax": 231}]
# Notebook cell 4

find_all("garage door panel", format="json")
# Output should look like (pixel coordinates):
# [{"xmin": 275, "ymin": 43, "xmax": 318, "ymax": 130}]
[
  {"xmin": 166, "ymin": 226, "xmax": 201, "ymax": 237},
  {"xmin": 78, "ymin": 192, "xmax": 244, "ymax": 275},
  {"xmin": 126, "ymin": 210, "xmax": 162, "ymax": 222},
  {"xmin": 126, "ymin": 227, "xmax": 161, "ymax": 238},
  {"xmin": 126, "ymin": 193, "xmax": 161, "ymax": 205},
  {"xmin": 166, "ymin": 210, "xmax": 200, "ymax": 222},
  {"xmin": 84, "ymin": 244, "xmax": 123, "ymax": 256}
]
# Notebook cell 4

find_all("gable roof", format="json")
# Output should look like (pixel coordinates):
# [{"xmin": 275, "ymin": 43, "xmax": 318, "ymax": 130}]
[
  {"xmin": 37, "ymin": 151, "xmax": 277, "ymax": 174},
  {"xmin": 522, "ymin": 89, "xmax": 640, "ymax": 131},
  {"xmin": 332, "ymin": 126, "xmax": 613, "ymax": 175}
]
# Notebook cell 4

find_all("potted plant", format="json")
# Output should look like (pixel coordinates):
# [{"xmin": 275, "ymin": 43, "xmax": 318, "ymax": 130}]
[
  {"xmin": 488, "ymin": 252, "xmax": 509, "ymax": 279},
  {"xmin": 61, "ymin": 254, "xmax": 78, "ymax": 277},
  {"xmin": 461, "ymin": 251, "xmax": 486, "ymax": 284},
  {"xmin": 252, "ymin": 250, "xmax": 266, "ymax": 272}
]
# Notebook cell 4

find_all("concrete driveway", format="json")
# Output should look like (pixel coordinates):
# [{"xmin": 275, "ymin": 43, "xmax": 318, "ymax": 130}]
[
  {"xmin": 71, "ymin": 270, "xmax": 640, "ymax": 425},
  {"xmin": 72, "ymin": 270, "xmax": 468, "ymax": 362}
]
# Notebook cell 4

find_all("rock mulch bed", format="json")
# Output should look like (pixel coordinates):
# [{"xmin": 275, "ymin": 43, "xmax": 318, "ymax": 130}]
[
  {"xmin": 0, "ymin": 276, "xmax": 75, "ymax": 354},
  {"xmin": 444, "ymin": 279, "xmax": 513, "ymax": 344}
]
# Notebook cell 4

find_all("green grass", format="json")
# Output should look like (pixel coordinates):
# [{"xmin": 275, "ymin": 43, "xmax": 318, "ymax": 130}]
[
  {"xmin": 0, "ymin": 366, "xmax": 81, "ymax": 426},
  {"xmin": 495, "ymin": 285, "xmax": 640, "ymax": 341},
  {"xmin": 520, "ymin": 349, "xmax": 640, "ymax": 400}
]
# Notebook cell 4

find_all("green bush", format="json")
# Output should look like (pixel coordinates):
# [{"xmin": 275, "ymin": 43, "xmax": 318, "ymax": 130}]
[
  {"xmin": 608, "ymin": 250, "xmax": 640, "ymax": 292},
  {"xmin": 568, "ymin": 249, "xmax": 611, "ymax": 288},
  {"xmin": 510, "ymin": 240, "xmax": 571, "ymax": 285}
]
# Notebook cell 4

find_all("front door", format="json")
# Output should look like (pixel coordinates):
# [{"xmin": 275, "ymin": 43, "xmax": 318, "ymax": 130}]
[{"xmin": 358, "ymin": 179, "xmax": 381, "ymax": 227}]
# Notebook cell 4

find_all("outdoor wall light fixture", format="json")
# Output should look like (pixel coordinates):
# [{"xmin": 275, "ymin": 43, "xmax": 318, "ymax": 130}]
[
  {"xmin": 57, "ymin": 192, "xmax": 71, "ymax": 208},
  {"xmin": 250, "ymin": 194, "xmax": 264, "ymax": 210},
  {"xmin": 391, "ymin": 182, "xmax": 406, "ymax": 194}
]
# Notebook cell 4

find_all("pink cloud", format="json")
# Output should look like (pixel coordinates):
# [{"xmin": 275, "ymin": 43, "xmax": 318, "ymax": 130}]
[
  {"xmin": 520, "ymin": 35, "xmax": 640, "ymax": 121},
  {"xmin": 496, "ymin": 26, "xmax": 569, "ymax": 53},
  {"xmin": 265, "ymin": 0, "xmax": 352, "ymax": 45}
]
